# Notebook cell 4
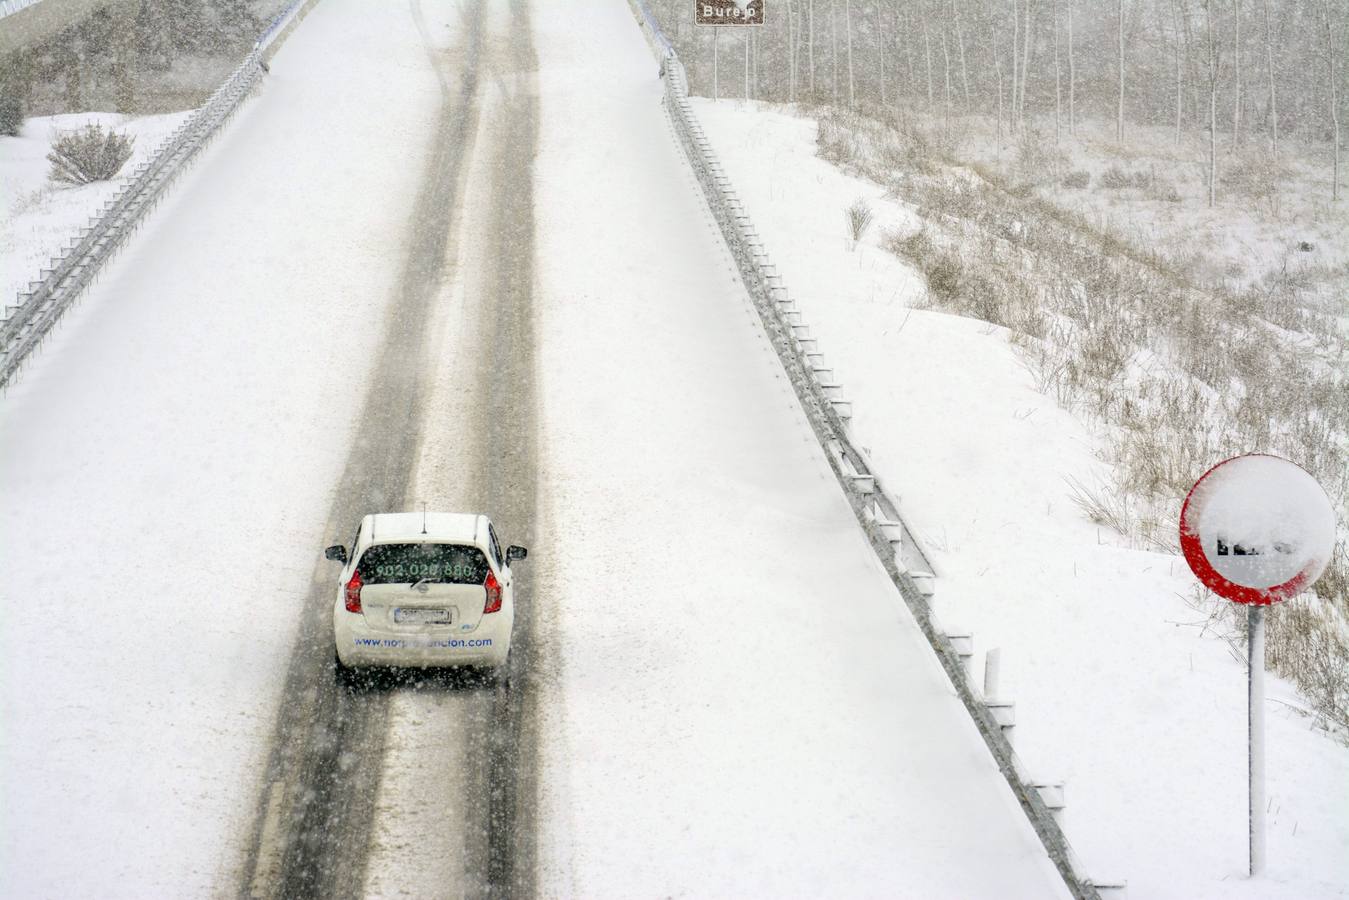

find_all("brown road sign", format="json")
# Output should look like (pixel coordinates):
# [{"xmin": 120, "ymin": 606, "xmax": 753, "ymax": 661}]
[{"xmin": 695, "ymin": 0, "xmax": 765, "ymax": 26}]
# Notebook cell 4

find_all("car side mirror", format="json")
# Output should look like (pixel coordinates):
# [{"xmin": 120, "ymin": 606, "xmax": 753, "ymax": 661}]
[
  {"xmin": 506, "ymin": 545, "xmax": 528, "ymax": 563},
  {"xmin": 325, "ymin": 545, "xmax": 349, "ymax": 565}
]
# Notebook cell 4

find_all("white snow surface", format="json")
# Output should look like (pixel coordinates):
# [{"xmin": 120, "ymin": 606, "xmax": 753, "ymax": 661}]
[
  {"xmin": 0, "ymin": 1, "xmax": 447, "ymax": 895},
  {"xmin": 530, "ymin": 3, "xmax": 1069, "ymax": 897},
  {"xmin": 1, "ymin": 111, "xmax": 192, "ymax": 303},
  {"xmin": 691, "ymin": 97, "xmax": 1349, "ymax": 899}
]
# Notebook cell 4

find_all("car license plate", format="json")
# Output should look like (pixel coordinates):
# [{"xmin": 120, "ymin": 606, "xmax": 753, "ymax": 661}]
[{"xmin": 394, "ymin": 607, "xmax": 451, "ymax": 625}]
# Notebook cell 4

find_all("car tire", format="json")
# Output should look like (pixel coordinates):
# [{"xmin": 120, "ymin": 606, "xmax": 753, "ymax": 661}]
[
  {"xmin": 480, "ymin": 665, "xmax": 509, "ymax": 690},
  {"xmin": 334, "ymin": 651, "xmax": 356, "ymax": 690}
]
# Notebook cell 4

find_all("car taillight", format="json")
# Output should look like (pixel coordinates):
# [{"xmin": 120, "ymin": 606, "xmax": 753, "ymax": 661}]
[
  {"xmin": 345, "ymin": 569, "xmax": 363, "ymax": 614},
  {"xmin": 483, "ymin": 569, "xmax": 502, "ymax": 614}
]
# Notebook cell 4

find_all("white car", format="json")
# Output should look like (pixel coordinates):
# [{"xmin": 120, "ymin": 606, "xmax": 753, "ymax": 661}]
[{"xmin": 326, "ymin": 512, "xmax": 527, "ymax": 674}]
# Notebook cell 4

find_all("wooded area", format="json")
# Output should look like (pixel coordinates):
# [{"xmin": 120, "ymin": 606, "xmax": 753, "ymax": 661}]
[{"xmin": 651, "ymin": 0, "xmax": 1346, "ymax": 199}]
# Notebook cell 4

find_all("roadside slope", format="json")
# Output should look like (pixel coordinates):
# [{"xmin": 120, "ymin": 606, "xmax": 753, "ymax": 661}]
[
  {"xmin": 691, "ymin": 98, "xmax": 1349, "ymax": 900},
  {"xmin": 529, "ymin": 2, "xmax": 1074, "ymax": 896}
]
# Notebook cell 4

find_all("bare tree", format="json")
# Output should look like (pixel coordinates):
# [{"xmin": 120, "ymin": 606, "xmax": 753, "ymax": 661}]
[
  {"xmin": 923, "ymin": 6, "xmax": 935, "ymax": 111},
  {"xmin": 1173, "ymin": 0, "xmax": 1184, "ymax": 147},
  {"xmin": 1261, "ymin": 0, "xmax": 1277, "ymax": 157},
  {"xmin": 995, "ymin": 23, "xmax": 1006, "ymax": 140},
  {"xmin": 1012, "ymin": 0, "xmax": 1020, "ymax": 130},
  {"xmin": 744, "ymin": 26, "xmax": 751, "ymax": 100},
  {"xmin": 1117, "ymin": 0, "xmax": 1126, "ymax": 142},
  {"xmin": 1317, "ymin": 0, "xmax": 1341, "ymax": 199},
  {"xmin": 953, "ymin": 0, "xmax": 971, "ymax": 108},
  {"xmin": 1019, "ymin": 0, "xmax": 1033, "ymax": 125},
  {"xmin": 844, "ymin": 0, "xmax": 855, "ymax": 107},
  {"xmin": 900, "ymin": 0, "xmax": 917, "ymax": 103},
  {"xmin": 876, "ymin": 1, "xmax": 887, "ymax": 105},
  {"xmin": 1068, "ymin": 0, "xmax": 1076, "ymax": 132},
  {"xmin": 1208, "ymin": 0, "xmax": 1230, "ymax": 206},
  {"xmin": 713, "ymin": 25, "xmax": 720, "ymax": 100},
  {"xmin": 1053, "ymin": 0, "xmax": 1063, "ymax": 141},
  {"xmin": 1232, "ymin": 0, "xmax": 1242, "ymax": 148},
  {"xmin": 808, "ymin": 0, "xmax": 816, "ymax": 98},
  {"xmin": 941, "ymin": 21, "xmax": 953, "ymax": 135},
  {"xmin": 830, "ymin": 0, "xmax": 839, "ymax": 104}
]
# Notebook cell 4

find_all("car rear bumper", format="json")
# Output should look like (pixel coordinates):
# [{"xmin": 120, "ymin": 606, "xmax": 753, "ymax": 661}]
[{"xmin": 334, "ymin": 604, "xmax": 512, "ymax": 669}]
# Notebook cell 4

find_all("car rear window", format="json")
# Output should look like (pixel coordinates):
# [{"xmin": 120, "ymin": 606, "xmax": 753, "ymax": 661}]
[{"xmin": 356, "ymin": 543, "xmax": 488, "ymax": 585}]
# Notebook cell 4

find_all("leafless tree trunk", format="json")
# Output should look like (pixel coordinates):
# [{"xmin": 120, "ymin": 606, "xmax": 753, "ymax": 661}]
[
  {"xmin": 787, "ymin": 0, "xmax": 797, "ymax": 102},
  {"xmin": 876, "ymin": 1, "xmax": 887, "ymax": 105},
  {"xmin": 1020, "ymin": 0, "xmax": 1033, "ymax": 125},
  {"xmin": 995, "ymin": 25, "xmax": 1006, "ymax": 140},
  {"xmin": 1262, "ymin": 0, "xmax": 1277, "ymax": 157},
  {"xmin": 844, "ymin": 0, "xmax": 855, "ymax": 107},
  {"xmin": 941, "ymin": 23, "xmax": 953, "ymax": 136},
  {"xmin": 954, "ymin": 0, "xmax": 971, "ymax": 108},
  {"xmin": 1068, "ymin": 0, "xmax": 1076, "ymax": 132},
  {"xmin": 903, "ymin": 2, "xmax": 916, "ymax": 103},
  {"xmin": 1053, "ymin": 0, "xmax": 1062, "ymax": 141},
  {"xmin": 1117, "ymin": 0, "xmax": 1126, "ymax": 143},
  {"xmin": 924, "ymin": 11, "xmax": 934, "ymax": 111},
  {"xmin": 713, "ymin": 26, "xmax": 720, "ymax": 100},
  {"xmin": 744, "ymin": 28, "xmax": 751, "ymax": 100},
  {"xmin": 1319, "ymin": 0, "xmax": 1341, "ymax": 199},
  {"xmin": 1204, "ymin": 0, "xmax": 1220, "ymax": 206},
  {"xmin": 830, "ymin": 0, "xmax": 839, "ymax": 104},
  {"xmin": 1232, "ymin": 0, "xmax": 1242, "ymax": 148},
  {"xmin": 1173, "ymin": 0, "xmax": 1183, "ymax": 146},
  {"xmin": 808, "ymin": 0, "xmax": 816, "ymax": 98},
  {"xmin": 1011, "ymin": 0, "xmax": 1020, "ymax": 130}
]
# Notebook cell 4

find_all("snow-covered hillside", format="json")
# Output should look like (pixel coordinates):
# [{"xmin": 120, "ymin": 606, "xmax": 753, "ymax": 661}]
[{"xmin": 691, "ymin": 97, "xmax": 1349, "ymax": 900}]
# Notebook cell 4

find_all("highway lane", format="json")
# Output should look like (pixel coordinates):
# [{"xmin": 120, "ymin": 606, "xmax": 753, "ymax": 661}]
[{"xmin": 239, "ymin": 1, "xmax": 541, "ymax": 897}]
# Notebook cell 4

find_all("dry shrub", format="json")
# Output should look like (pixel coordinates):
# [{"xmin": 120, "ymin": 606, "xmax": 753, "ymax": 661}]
[
  {"xmin": 0, "ymin": 93, "xmax": 23, "ymax": 137},
  {"xmin": 1014, "ymin": 129, "xmax": 1067, "ymax": 188},
  {"xmin": 1099, "ymin": 163, "xmax": 1151, "ymax": 190},
  {"xmin": 1221, "ymin": 151, "xmax": 1284, "ymax": 202},
  {"xmin": 1061, "ymin": 169, "xmax": 1091, "ymax": 189},
  {"xmin": 846, "ymin": 197, "xmax": 874, "ymax": 243},
  {"xmin": 48, "ymin": 123, "xmax": 134, "ymax": 185}
]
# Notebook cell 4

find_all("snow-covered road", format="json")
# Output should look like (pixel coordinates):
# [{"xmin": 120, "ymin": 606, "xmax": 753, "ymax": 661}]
[
  {"xmin": 3, "ymin": 0, "xmax": 1081, "ymax": 896},
  {"xmin": 528, "ymin": 1, "xmax": 1071, "ymax": 896},
  {"xmin": 0, "ymin": 0, "xmax": 457, "ymax": 894}
]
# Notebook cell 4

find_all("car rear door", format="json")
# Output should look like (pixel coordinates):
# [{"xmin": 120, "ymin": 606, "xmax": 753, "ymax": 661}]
[{"xmin": 355, "ymin": 542, "xmax": 490, "ymax": 634}]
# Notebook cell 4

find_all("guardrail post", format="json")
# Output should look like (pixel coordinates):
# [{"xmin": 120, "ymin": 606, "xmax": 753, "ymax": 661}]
[
  {"xmin": 1032, "ymin": 782, "xmax": 1067, "ymax": 827},
  {"xmin": 983, "ymin": 648, "xmax": 1015, "ymax": 743},
  {"xmin": 946, "ymin": 631, "xmax": 974, "ymax": 676}
]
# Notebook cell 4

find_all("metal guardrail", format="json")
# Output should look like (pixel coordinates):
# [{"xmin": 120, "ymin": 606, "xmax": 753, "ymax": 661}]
[
  {"xmin": 0, "ymin": 0, "xmax": 314, "ymax": 389},
  {"xmin": 629, "ymin": 4, "xmax": 1106, "ymax": 899},
  {"xmin": 0, "ymin": 0, "xmax": 42, "ymax": 20}
]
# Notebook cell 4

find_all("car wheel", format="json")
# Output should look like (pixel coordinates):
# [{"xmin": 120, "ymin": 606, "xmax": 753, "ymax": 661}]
[
  {"xmin": 480, "ymin": 665, "xmax": 509, "ymax": 690},
  {"xmin": 334, "ymin": 651, "xmax": 356, "ymax": 690}
]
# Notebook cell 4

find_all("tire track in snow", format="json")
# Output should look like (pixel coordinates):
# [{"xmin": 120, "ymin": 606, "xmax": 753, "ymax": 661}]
[{"xmin": 238, "ymin": 1, "xmax": 489, "ymax": 896}]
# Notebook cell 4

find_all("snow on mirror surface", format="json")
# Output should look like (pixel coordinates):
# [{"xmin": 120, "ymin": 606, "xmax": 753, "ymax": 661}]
[{"xmin": 1191, "ymin": 455, "xmax": 1336, "ymax": 591}]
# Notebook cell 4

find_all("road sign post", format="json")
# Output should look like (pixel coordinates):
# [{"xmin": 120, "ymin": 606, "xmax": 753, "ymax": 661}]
[
  {"xmin": 695, "ymin": 2, "xmax": 765, "ymax": 102},
  {"xmin": 1247, "ymin": 604, "xmax": 1265, "ymax": 875},
  {"xmin": 1179, "ymin": 453, "xmax": 1336, "ymax": 878}
]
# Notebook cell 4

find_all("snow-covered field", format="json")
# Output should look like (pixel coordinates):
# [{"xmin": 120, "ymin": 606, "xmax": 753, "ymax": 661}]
[
  {"xmin": 956, "ymin": 116, "xmax": 1349, "ymax": 290},
  {"xmin": 0, "ymin": 111, "xmax": 191, "ymax": 302},
  {"xmin": 0, "ymin": 3, "xmax": 447, "ymax": 895},
  {"xmin": 692, "ymin": 97, "xmax": 1349, "ymax": 899}
]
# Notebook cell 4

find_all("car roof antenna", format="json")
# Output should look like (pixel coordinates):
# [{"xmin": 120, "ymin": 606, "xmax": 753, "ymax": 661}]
[{"xmin": 421, "ymin": 501, "xmax": 428, "ymax": 535}]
